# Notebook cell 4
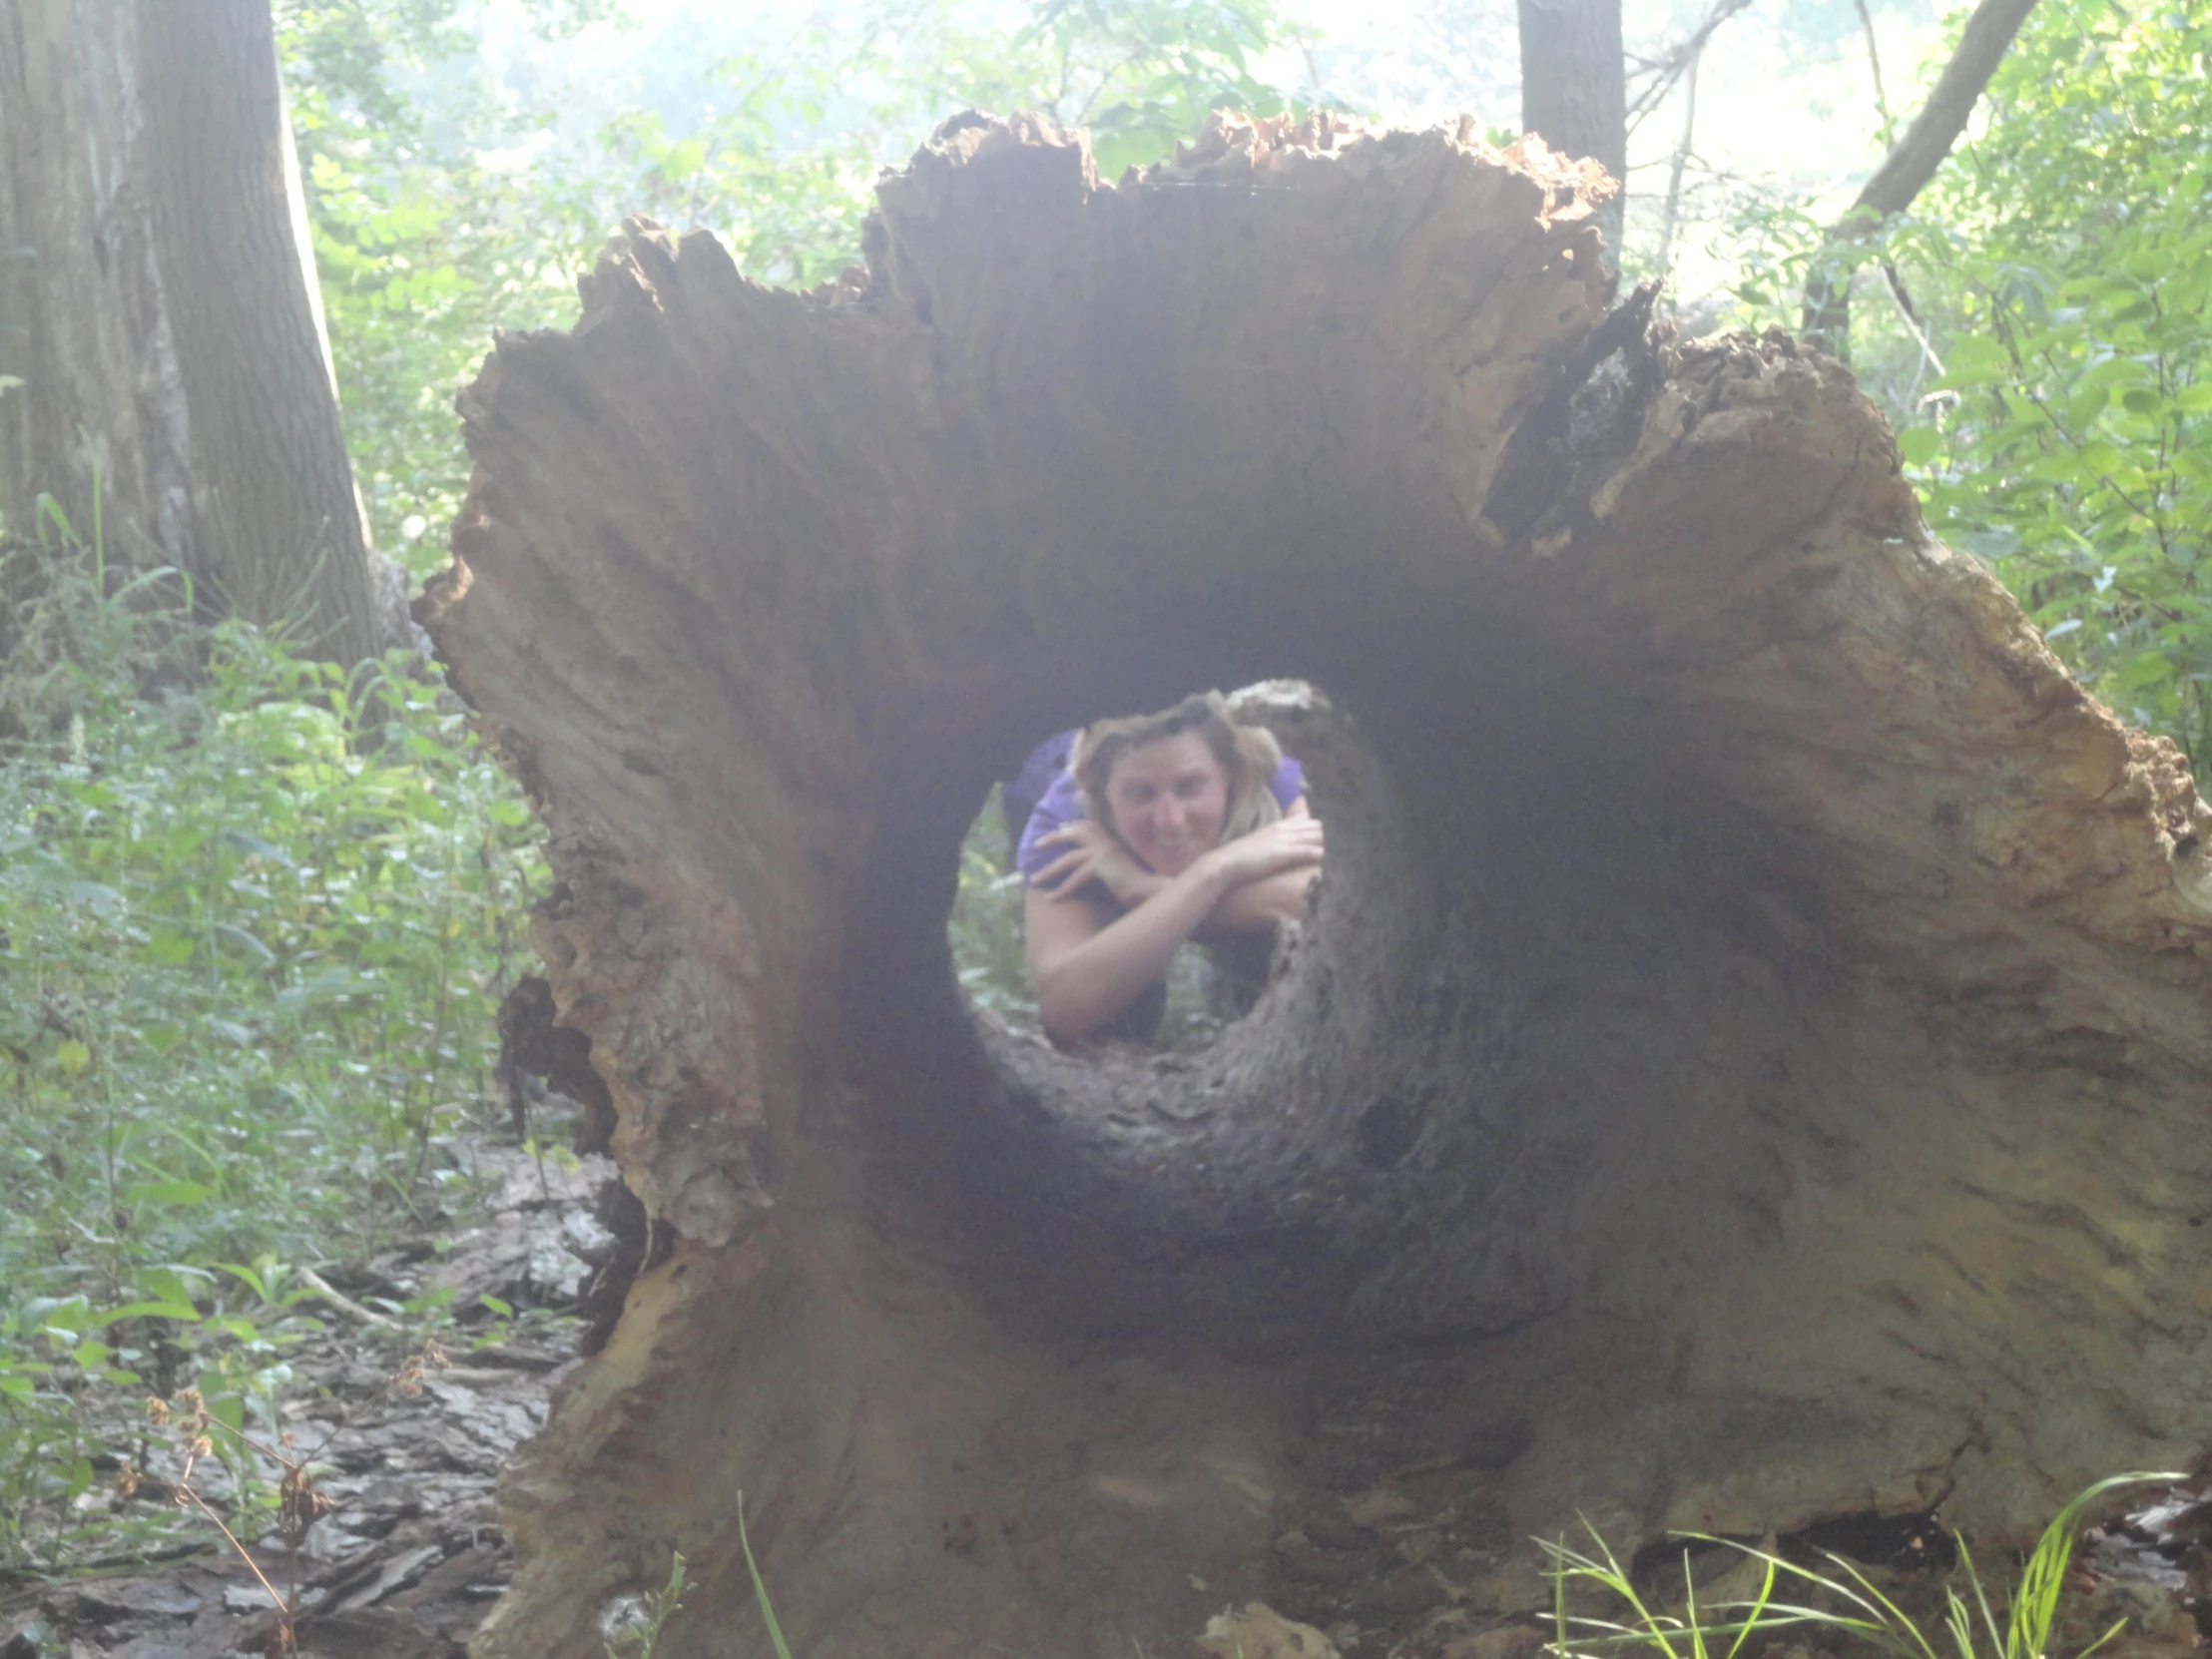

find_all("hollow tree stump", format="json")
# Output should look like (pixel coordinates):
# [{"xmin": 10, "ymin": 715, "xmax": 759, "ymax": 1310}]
[{"xmin": 420, "ymin": 112, "xmax": 2212, "ymax": 1659}]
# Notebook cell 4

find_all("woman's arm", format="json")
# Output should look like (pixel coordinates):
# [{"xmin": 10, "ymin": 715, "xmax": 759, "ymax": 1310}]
[
  {"xmin": 1025, "ymin": 818, "xmax": 1325, "ymax": 1043},
  {"xmin": 1195, "ymin": 863, "xmax": 1320, "ymax": 934},
  {"xmin": 1025, "ymin": 861, "xmax": 1235, "ymax": 1044},
  {"xmin": 1194, "ymin": 797, "xmax": 1318, "ymax": 935},
  {"xmin": 1028, "ymin": 797, "xmax": 1322, "ymax": 934}
]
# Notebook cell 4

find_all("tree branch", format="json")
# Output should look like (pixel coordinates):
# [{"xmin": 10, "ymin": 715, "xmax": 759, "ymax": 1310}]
[
  {"xmin": 1853, "ymin": 0, "xmax": 1897, "ymax": 144},
  {"xmin": 1802, "ymin": 0, "xmax": 2040, "ymax": 351},
  {"xmin": 1625, "ymin": 0, "xmax": 1755, "ymax": 133},
  {"xmin": 1851, "ymin": 0, "xmax": 2037, "ymax": 220}
]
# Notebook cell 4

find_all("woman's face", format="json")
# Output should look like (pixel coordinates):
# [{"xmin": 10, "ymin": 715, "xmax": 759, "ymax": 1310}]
[{"xmin": 1104, "ymin": 730, "xmax": 1230, "ymax": 876}]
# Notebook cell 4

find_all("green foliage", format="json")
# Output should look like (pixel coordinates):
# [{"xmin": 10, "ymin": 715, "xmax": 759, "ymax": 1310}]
[
  {"xmin": 606, "ymin": 1549, "xmax": 690, "ymax": 1659},
  {"xmin": 738, "ymin": 1494, "xmax": 795, "ymax": 1659},
  {"xmin": 1006, "ymin": 0, "xmax": 1307, "ymax": 178},
  {"xmin": 0, "ymin": 1298, "xmax": 118, "ymax": 1569},
  {"xmin": 1544, "ymin": 1520, "xmax": 1791, "ymax": 1659},
  {"xmin": 1718, "ymin": 0, "xmax": 2212, "ymax": 774},
  {"xmin": 523, "ymin": 0, "xmax": 1310, "ymax": 280},
  {"xmin": 949, "ymin": 789, "xmax": 1039, "ymax": 1026},
  {"xmin": 1913, "ymin": 194, "xmax": 2212, "ymax": 758},
  {"xmin": 1907, "ymin": 0, "xmax": 2212, "ymax": 767},
  {"xmin": 1544, "ymin": 1473, "xmax": 2181, "ymax": 1659},
  {"xmin": 280, "ymin": 0, "xmax": 1316, "ymax": 567},
  {"xmin": 278, "ymin": 1, "xmax": 589, "ymax": 577},
  {"xmin": 0, "ymin": 1271, "xmax": 324, "ymax": 1569},
  {"xmin": 0, "ymin": 525, "xmax": 542, "ymax": 1566}
]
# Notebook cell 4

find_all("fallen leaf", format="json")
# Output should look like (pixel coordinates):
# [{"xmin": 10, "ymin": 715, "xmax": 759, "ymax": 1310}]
[{"xmin": 1197, "ymin": 1602, "xmax": 1339, "ymax": 1659}]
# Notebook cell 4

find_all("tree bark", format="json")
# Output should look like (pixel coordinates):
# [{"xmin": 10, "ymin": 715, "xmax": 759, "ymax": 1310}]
[
  {"xmin": 1519, "ymin": 0, "xmax": 1626, "ymax": 257},
  {"xmin": 0, "ymin": 0, "xmax": 388, "ymax": 664},
  {"xmin": 420, "ymin": 113, "xmax": 2212, "ymax": 1659},
  {"xmin": 1801, "ymin": 0, "xmax": 2040, "ymax": 353}
]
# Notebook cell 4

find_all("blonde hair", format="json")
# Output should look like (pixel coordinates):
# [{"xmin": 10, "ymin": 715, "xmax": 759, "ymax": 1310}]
[{"xmin": 1071, "ymin": 691, "xmax": 1285, "ymax": 857}]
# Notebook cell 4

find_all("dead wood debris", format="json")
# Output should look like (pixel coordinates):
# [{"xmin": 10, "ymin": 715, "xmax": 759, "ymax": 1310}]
[{"xmin": 1, "ymin": 1142, "xmax": 621, "ymax": 1659}]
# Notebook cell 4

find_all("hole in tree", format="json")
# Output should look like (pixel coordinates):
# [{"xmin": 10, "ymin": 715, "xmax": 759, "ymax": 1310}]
[
  {"xmin": 946, "ymin": 680, "xmax": 1335, "ymax": 1056},
  {"xmin": 850, "ymin": 609, "xmax": 1778, "ymax": 1355}
]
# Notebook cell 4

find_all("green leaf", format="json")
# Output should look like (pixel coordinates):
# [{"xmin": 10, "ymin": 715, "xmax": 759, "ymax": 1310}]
[
  {"xmin": 1940, "ymin": 334, "xmax": 2012, "ymax": 382},
  {"xmin": 144, "ymin": 930, "xmax": 197, "ymax": 965},
  {"xmin": 213, "ymin": 922, "xmax": 276, "ymax": 965},
  {"xmin": 62, "ymin": 880, "xmax": 124, "ymax": 917},
  {"xmin": 2119, "ymin": 651, "xmax": 2177, "ymax": 689},
  {"xmin": 125, "ymin": 1180, "xmax": 212, "ymax": 1207},
  {"xmin": 92, "ymin": 1300, "xmax": 202, "ymax": 1326}
]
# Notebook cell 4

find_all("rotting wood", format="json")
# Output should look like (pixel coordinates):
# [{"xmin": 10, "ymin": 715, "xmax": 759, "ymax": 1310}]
[{"xmin": 418, "ymin": 110, "xmax": 2212, "ymax": 1659}]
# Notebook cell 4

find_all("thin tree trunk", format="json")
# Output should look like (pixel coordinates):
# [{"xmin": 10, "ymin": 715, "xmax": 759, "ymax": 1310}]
[
  {"xmin": 1519, "ymin": 0, "xmax": 1626, "ymax": 256},
  {"xmin": 1801, "ymin": 0, "xmax": 2040, "ymax": 354},
  {"xmin": 1625, "ymin": 0, "xmax": 1753, "ymax": 132},
  {"xmin": 0, "ymin": 0, "xmax": 385, "ymax": 664}
]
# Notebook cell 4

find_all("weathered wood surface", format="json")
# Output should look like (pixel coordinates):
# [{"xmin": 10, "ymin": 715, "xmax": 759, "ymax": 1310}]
[{"xmin": 421, "ymin": 111, "xmax": 2212, "ymax": 1659}]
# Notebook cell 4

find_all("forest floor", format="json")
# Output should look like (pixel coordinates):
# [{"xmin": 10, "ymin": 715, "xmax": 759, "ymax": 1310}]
[
  {"xmin": 8, "ymin": 1124, "xmax": 2212, "ymax": 1659},
  {"xmin": 0, "ymin": 1141, "xmax": 623, "ymax": 1659}
]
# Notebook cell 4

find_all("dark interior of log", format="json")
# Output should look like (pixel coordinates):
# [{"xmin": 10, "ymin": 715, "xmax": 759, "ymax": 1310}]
[
  {"xmin": 418, "ymin": 112, "xmax": 2212, "ymax": 1659},
  {"xmin": 876, "ymin": 622, "xmax": 1812, "ymax": 1356}
]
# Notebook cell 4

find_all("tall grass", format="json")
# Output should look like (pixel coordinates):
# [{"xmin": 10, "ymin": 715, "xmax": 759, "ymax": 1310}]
[{"xmin": 1543, "ymin": 1474, "xmax": 2183, "ymax": 1659}]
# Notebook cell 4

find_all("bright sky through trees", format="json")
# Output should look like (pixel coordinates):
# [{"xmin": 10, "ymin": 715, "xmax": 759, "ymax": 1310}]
[{"xmin": 465, "ymin": 0, "xmax": 1952, "ymax": 298}]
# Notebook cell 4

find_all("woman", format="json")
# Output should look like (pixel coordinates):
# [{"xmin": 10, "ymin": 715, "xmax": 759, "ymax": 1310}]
[{"xmin": 1019, "ymin": 692, "xmax": 1325, "ymax": 1044}]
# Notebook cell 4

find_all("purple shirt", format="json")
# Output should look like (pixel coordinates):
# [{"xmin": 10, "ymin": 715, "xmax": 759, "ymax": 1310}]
[{"xmin": 1014, "ymin": 734, "xmax": 1304, "ymax": 883}]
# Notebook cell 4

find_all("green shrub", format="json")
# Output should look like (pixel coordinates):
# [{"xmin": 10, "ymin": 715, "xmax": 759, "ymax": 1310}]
[
  {"xmin": 1718, "ymin": 0, "xmax": 2212, "ymax": 775},
  {"xmin": 0, "ymin": 528, "xmax": 543, "ymax": 1566},
  {"xmin": 948, "ymin": 789, "xmax": 1038, "ymax": 1027}
]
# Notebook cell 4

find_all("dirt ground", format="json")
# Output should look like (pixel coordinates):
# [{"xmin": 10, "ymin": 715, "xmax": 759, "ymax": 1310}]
[
  {"xmin": 8, "ymin": 1130, "xmax": 2212, "ymax": 1659},
  {"xmin": 0, "ymin": 1142, "xmax": 620, "ymax": 1659}
]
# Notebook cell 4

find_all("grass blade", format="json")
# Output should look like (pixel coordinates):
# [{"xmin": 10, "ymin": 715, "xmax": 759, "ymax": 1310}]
[
  {"xmin": 2007, "ymin": 1473, "xmax": 2180, "ymax": 1659},
  {"xmin": 737, "ymin": 1489, "xmax": 795, "ymax": 1659}
]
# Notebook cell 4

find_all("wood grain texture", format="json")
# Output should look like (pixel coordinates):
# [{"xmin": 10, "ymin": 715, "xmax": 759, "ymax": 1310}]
[{"xmin": 421, "ymin": 112, "xmax": 2212, "ymax": 1659}]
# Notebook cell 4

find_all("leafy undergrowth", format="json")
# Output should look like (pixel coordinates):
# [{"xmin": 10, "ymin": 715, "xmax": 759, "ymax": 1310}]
[
  {"xmin": 0, "ymin": 530, "xmax": 543, "ymax": 1573},
  {"xmin": 948, "ymin": 792, "xmax": 1038, "ymax": 1030}
]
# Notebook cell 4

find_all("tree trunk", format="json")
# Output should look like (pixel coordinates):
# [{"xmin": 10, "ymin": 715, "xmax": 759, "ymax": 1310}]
[
  {"xmin": 1519, "ymin": 0, "xmax": 1625, "ymax": 257},
  {"xmin": 420, "ymin": 113, "xmax": 2212, "ymax": 1659},
  {"xmin": 1800, "ymin": 0, "xmax": 2040, "ymax": 354},
  {"xmin": 0, "ymin": 0, "xmax": 388, "ymax": 664}
]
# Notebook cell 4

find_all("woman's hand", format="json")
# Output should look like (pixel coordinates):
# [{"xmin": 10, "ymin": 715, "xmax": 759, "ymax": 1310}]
[
  {"xmin": 1197, "ymin": 814, "xmax": 1325, "ymax": 891},
  {"xmin": 1024, "ymin": 813, "xmax": 1324, "ymax": 1044},
  {"xmin": 1029, "ymin": 820, "xmax": 1164, "ymax": 909}
]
